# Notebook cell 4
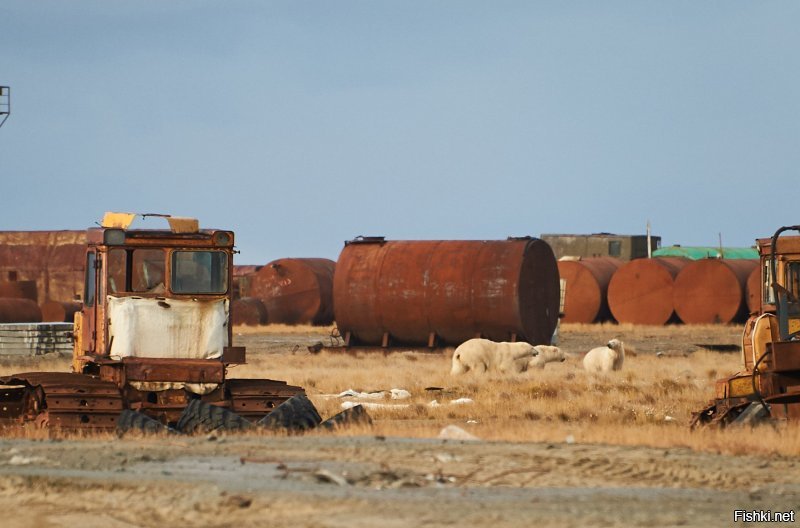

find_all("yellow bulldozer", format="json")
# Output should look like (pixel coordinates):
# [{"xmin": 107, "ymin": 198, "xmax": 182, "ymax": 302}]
[{"xmin": 692, "ymin": 225, "xmax": 800, "ymax": 426}]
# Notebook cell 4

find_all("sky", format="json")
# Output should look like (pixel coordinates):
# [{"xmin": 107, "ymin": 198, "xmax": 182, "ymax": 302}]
[{"xmin": 1, "ymin": 2, "xmax": 798, "ymax": 264}]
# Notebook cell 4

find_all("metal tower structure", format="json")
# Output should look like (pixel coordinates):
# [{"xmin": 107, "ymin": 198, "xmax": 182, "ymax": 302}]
[{"xmin": 0, "ymin": 86, "xmax": 10, "ymax": 128}]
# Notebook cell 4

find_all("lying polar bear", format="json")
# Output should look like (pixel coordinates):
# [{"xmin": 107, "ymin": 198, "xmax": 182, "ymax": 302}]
[
  {"xmin": 528, "ymin": 345, "xmax": 566, "ymax": 369},
  {"xmin": 450, "ymin": 338, "xmax": 539, "ymax": 375},
  {"xmin": 583, "ymin": 339, "xmax": 625, "ymax": 373}
]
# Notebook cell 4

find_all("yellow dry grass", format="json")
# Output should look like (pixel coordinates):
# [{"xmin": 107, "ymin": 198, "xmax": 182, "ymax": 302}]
[
  {"xmin": 2, "ymin": 323, "xmax": 795, "ymax": 457},
  {"xmin": 232, "ymin": 346, "xmax": 800, "ymax": 457}
]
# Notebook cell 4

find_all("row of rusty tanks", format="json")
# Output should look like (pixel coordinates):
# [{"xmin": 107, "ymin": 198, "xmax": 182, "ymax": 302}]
[{"xmin": 556, "ymin": 256, "xmax": 760, "ymax": 325}]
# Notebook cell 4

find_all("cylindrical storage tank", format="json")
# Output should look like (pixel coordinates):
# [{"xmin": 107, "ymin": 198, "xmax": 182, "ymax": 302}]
[
  {"xmin": 746, "ymin": 264, "xmax": 762, "ymax": 315},
  {"xmin": 231, "ymin": 297, "xmax": 268, "ymax": 326},
  {"xmin": 557, "ymin": 257, "xmax": 623, "ymax": 323},
  {"xmin": 0, "ymin": 280, "xmax": 38, "ymax": 301},
  {"xmin": 333, "ymin": 237, "xmax": 560, "ymax": 346},
  {"xmin": 673, "ymin": 259, "xmax": 758, "ymax": 324},
  {"xmin": 0, "ymin": 298, "xmax": 43, "ymax": 323},
  {"xmin": 40, "ymin": 301, "xmax": 81, "ymax": 323},
  {"xmin": 248, "ymin": 258, "xmax": 335, "ymax": 325},
  {"xmin": 608, "ymin": 257, "xmax": 689, "ymax": 325}
]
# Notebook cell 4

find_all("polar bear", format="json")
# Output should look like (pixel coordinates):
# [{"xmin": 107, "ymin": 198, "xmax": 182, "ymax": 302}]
[
  {"xmin": 528, "ymin": 345, "xmax": 566, "ymax": 370},
  {"xmin": 583, "ymin": 339, "xmax": 625, "ymax": 373},
  {"xmin": 450, "ymin": 338, "xmax": 539, "ymax": 375}
]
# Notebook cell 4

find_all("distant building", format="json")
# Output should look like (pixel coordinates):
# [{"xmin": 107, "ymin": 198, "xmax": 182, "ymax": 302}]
[{"xmin": 540, "ymin": 233, "xmax": 660, "ymax": 261}]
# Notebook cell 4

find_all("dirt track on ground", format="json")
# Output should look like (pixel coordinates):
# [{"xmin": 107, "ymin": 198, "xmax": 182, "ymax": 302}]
[{"xmin": 1, "ymin": 435, "xmax": 798, "ymax": 528}]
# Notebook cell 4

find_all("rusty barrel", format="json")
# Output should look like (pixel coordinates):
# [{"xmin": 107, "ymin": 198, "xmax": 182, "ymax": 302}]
[
  {"xmin": 673, "ymin": 259, "xmax": 758, "ymax": 324},
  {"xmin": 0, "ymin": 280, "xmax": 38, "ymax": 301},
  {"xmin": 557, "ymin": 257, "xmax": 623, "ymax": 323},
  {"xmin": 232, "ymin": 297, "xmax": 268, "ymax": 326},
  {"xmin": 247, "ymin": 258, "xmax": 335, "ymax": 325},
  {"xmin": 746, "ymin": 265, "xmax": 762, "ymax": 315},
  {"xmin": 40, "ymin": 301, "xmax": 81, "ymax": 323},
  {"xmin": 0, "ymin": 298, "xmax": 43, "ymax": 323},
  {"xmin": 608, "ymin": 257, "xmax": 689, "ymax": 325},
  {"xmin": 333, "ymin": 237, "xmax": 560, "ymax": 346}
]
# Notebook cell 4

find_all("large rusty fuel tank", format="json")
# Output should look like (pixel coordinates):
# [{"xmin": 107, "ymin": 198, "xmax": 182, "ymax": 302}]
[
  {"xmin": 0, "ymin": 298, "xmax": 43, "ymax": 323},
  {"xmin": 673, "ymin": 259, "xmax": 758, "ymax": 324},
  {"xmin": 557, "ymin": 257, "xmax": 622, "ymax": 323},
  {"xmin": 333, "ymin": 237, "xmax": 560, "ymax": 347},
  {"xmin": 247, "ymin": 258, "xmax": 335, "ymax": 325},
  {"xmin": 607, "ymin": 257, "xmax": 689, "ymax": 325}
]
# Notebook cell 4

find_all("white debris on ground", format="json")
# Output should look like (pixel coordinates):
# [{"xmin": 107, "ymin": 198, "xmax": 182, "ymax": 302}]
[
  {"xmin": 8, "ymin": 455, "xmax": 46, "ymax": 466},
  {"xmin": 565, "ymin": 435, "xmax": 576, "ymax": 444},
  {"xmin": 438, "ymin": 425, "xmax": 480, "ymax": 441},
  {"xmin": 427, "ymin": 400, "xmax": 441, "ymax": 408},
  {"xmin": 450, "ymin": 398, "xmax": 474, "ymax": 405},
  {"xmin": 341, "ymin": 401, "xmax": 410, "ymax": 411},
  {"xmin": 337, "ymin": 389, "xmax": 385, "ymax": 400}
]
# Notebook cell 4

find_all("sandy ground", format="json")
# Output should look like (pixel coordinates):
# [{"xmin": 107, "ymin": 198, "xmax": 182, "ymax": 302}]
[{"xmin": 1, "ymin": 324, "xmax": 798, "ymax": 527}]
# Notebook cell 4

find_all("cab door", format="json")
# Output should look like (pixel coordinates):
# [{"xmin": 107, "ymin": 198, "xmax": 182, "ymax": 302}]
[{"xmin": 80, "ymin": 250, "xmax": 99, "ymax": 354}]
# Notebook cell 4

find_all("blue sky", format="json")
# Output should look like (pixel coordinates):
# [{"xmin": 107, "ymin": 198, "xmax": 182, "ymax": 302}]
[{"xmin": 1, "ymin": 2, "xmax": 798, "ymax": 264}]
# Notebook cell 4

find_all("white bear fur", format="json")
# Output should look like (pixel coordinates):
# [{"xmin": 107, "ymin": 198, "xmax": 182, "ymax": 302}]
[
  {"xmin": 583, "ymin": 339, "xmax": 625, "ymax": 373},
  {"xmin": 450, "ymin": 338, "xmax": 539, "ymax": 375},
  {"xmin": 528, "ymin": 345, "xmax": 566, "ymax": 370}
]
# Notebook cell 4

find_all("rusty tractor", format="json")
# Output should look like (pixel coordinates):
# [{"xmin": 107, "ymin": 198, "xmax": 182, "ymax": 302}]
[{"xmin": 0, "ymin": 213, "xmax": 328, "ymax": 433}]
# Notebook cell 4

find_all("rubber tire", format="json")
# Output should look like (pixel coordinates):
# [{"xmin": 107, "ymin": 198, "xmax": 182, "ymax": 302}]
[
  {"xmin": 116, "ymin": 410, "xmax": 177, "ymax": 436},
  {"xmin": 176, "ymin": 399, "xmax": 254, "ymax": 434},
  {"xmin": 258, "ymin": 393, "xmax": 322, "ymax": 431},
  {"xmin": 319, "ymin": 404, "xmax": 372, "ymax": 430}
]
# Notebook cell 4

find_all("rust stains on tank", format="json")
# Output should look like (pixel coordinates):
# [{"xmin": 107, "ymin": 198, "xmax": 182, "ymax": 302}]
[
  {"xmin": 247, "ymin": 258, "xmax": 335, "ymax": 325},
  {"xmin": 557, "ymin": 257, "xmax": 622, "ymax": 323},
  {"xmin": 673, "ymin": 259, "xmax": 758, "ymax": 324},
  {"xmin": 0, "ymin": 298, "xmax": 43, "ymax": 323},
  {"xmin": 333, "ymin": 237, "xmax": 560, "ymax": 347},
  {"xmin": 607, "ymin": 257, "xmax": 688, "ymax": 325}
]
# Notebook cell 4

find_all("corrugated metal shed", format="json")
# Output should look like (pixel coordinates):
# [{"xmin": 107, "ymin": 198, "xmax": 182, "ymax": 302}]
[{"xmin": 653, "ymin": 246, "xmax": 758, "ymax": 260}]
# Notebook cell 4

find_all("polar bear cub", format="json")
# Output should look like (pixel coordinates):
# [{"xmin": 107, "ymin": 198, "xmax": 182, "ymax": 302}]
[
  {"xmin": 450, "ymin": 338, "xmax": 539, "ymax": 375},
  {"xmin": 528, "ymin": 345, "xmax": 566, "ymax": 369},
  {"xmin": 583, "ymin": 339, "xmax": 625, "ymax": 373}
]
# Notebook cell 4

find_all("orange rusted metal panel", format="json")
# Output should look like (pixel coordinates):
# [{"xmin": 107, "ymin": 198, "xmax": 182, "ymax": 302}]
[
  {"xmin": 745, "ymin": 265, "xmax": 761, "ymax": 315},
  {"xmin": 248, "ymin": 258, "xmax": 335, "ymax": 325},
  {"xmin": 607, "ymin": 257, "xmax": 688, "ymax": 325},
  {"xmin": 0, "ymin": 279, "xmax": 38, "ymax": 301},
  {"xmin": 0, "ymin": 298, "xmax": 42, "ymax": 323},
  {"xmin": 673, "ymin": 259, "xmax": 758, "ymax": 324},
  {"xmin": 557, "ymin": 257, "xmax": 622, "ymax": 323},
  {"xmin": 0, "ymin": 230, "xmax": 86, "ymax": 305},
  {"xmin": 333, "ymin": 237, "xmax": 559, "ymax": 347},
  {"xmin": 40, "ymin": 301, "xmax": 81, "ymax": 323},
  {"xmin": 231, "ymin": 297, "xmax": 268, "ymax": 326}
]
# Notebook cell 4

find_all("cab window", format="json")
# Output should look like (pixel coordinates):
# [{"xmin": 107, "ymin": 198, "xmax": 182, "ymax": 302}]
[
  {"xmin": 171, "ymin": 251, "xmax": 228, "ymax": 294},
  {"xmin": 106, "ymin": 248, "xmax": 165, "ymax": 294}
]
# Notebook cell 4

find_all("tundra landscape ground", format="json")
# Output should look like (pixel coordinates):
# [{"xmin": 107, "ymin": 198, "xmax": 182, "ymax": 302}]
[{"xmin": 1, "ymin": 323, "xmax": 798, "ymax": 527}]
